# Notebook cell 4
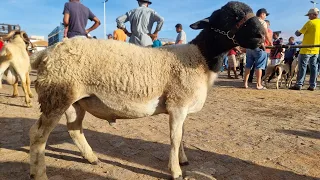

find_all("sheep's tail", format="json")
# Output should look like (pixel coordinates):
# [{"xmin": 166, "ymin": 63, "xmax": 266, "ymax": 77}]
[{"xmin": 30, "ymin": 42, "xmax": 62, "ymax": 69}]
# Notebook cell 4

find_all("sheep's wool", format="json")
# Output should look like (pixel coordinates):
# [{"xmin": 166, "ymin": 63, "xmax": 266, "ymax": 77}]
[{"xmin": 33, "ymin": 38, "xmax": 213, "ymax": 114}]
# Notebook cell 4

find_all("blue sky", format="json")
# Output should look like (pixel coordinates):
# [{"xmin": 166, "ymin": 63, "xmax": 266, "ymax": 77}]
[{"xmin": 0, "ymin": 0, "xmax": 317, "ymax": 41}]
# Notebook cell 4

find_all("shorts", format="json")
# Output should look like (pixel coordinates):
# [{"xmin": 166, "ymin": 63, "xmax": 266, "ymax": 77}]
[
  {"xmin": 227, "ymin": 54, "xmax": 238, "ymax": 68},
  {"xmin": 270, "ymin": 59, "xmax": 281, "ymax": 65},
  {"xmin": 245, "ymin": 48, "xmax": 268, "ymax": 70}
]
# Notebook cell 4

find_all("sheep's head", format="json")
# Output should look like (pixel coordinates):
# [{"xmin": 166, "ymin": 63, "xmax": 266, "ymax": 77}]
[
  {"xmin": 190, "ymin": 1, "xmax": 265, "ymax": 49},
  {"xmin": 3, "ymin": 30, "xmax": 31, "ymax": 44}
]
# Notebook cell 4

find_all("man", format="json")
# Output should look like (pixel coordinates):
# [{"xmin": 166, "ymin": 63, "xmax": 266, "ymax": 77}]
[
  {"xmin": 175, "ymin": 24, "xmax": 187, "ymax": 44},
  {"xmin": 291, "ymin": 8, "xmax": 320, "ymax": 91},
  {"xmin": 269, "ymin": 32, "xmax": 283, "ymax": 65},
  {"xmin": 116, "ymin": 0, "xmax": 164, "ymax": 47},
  {"xmin": 0, "ymin": 37, "xmax": 4, "ymax": 51},
  {"xmin": 63, "ymin": 0, "xmax": 100, "ymax": 38},
  {"xmin": 244, "ymin": 8, "xmax": 272, "ymax": 89},
  {"xmin": 284, "ymin": 37, "xmax": 298, "ymax": 79},
  {"xmin": 248, "ymin": 19, "xmax": 273, "ymax": 82},
  {"xmin": 113, "ymin": 26, "xmax": 127, "ymax": 42}
]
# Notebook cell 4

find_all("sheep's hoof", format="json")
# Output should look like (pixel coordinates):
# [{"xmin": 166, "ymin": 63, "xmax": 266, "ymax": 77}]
[
  {"xmin": 29, "ymin": 94, "xmax": 34, "ymax": 98},
  {"xmin": 27, "ymin": 103, "xmax": 33, "ymax": 108},
  {"xmin": 30, "ymin": 174, "xmax": 35, "ymax": 179},
  {"xmin": 179, "ymin": 161, "xmax": 189, "ymax": 166},
  {"xmin": 12, "ymin": 94, "xmax": 18, "ymax": 98},
  {"xmin": 172, "ymin": 175, "xmax": 183, "ymax": 180},
  {"xmin": 91, "ymin": 159, "xmax": 100, "ymax": 165}
]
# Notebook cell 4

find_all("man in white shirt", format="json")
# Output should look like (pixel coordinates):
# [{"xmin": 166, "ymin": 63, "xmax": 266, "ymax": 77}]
[{"xmin": 175, "ymin": 24, "xmax": 187, "ymax": 44}]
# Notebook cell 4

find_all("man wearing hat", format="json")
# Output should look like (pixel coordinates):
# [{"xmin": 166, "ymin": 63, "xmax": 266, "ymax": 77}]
[
  {"xmin": 244, "ymin": 8, "xmax": 272, "ymax": 90},
  {"xmin": 291, "ymin": 8, "xmax": 320, "ymax": 91},
  {"xmin": 116, "ymin": 0, "xmax": 164, "ymax": 47}
]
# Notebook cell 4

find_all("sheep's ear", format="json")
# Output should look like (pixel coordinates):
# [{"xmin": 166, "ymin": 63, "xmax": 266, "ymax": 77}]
[{"xmin": 190, "ymin": 17, "xmax": 210, "ymax": 30}]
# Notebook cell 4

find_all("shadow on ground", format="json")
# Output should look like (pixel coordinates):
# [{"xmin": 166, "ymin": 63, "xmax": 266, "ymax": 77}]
[{"xmin": 0, "ymin": 117, "xmax": 318, "ymax": 180}]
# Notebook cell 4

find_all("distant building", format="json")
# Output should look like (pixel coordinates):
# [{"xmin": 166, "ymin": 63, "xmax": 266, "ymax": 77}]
[
  {"xmin": 0, "ymin": 23, "xmax": 21, "ymax": 38},
  {"xmin": 48, "ymin": 23, "xmax": 64, "ymax": 46}
]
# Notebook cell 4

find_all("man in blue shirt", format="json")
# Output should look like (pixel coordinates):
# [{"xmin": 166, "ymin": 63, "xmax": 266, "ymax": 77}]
[{"xmin": 63, "ymin": 0, "xmax": 100, "ymax": 38}]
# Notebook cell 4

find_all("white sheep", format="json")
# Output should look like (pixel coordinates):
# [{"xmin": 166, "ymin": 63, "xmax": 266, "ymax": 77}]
[
  {"xmin": 0, "ymin": 30, "xmax": 33, "ymax": 107},
  {"xmin": 29, "ymin": 2, "xmax": 265, "ymax": 180}
]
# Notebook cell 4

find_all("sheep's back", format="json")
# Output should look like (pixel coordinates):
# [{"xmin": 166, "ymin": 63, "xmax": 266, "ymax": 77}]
[{"xmin": 36, "ymin": 38, "xmax": 209, "ymax": 103}]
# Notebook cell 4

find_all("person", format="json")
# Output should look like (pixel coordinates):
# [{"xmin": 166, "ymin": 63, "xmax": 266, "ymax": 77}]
[
  {"xmin": 248, "ymin": 19, "xmax": 273, "ymax": 82},
  {"xmin": 116, "ymin": 0, "xmax": 164, "ymax": 47},
  {"xmin": 113, "ymin": 26, "xmax": 127, "ymax": 42},
  {"xmin": 175, "ymin": 24, "xmax": 187, "ymax": 44},
  {"xmin": 244, "ymin": 8, "xmax": 272, "ymax": 89},
  {"xmin": 107, "ymin": 34, "xmax": 113, "ymax": 39},
  {"xmin": 0, "ymin": 37, "xmax": 4, "ymax": 51},
  {"xmin": 92, "ymin": 36, "xmax": 97, "ymax": 39},
  {"xmin": 291, "ymin": 8, "xmax": 320, "ymax": 91},
  {"xmin": 151, "ymin": 35, "xmax": 162, "ymax": 48},
  {"xmin": 269, "ymin": 32, "xmax": 284, "ymax": 65},
  {"xmin": 284, "ymin": 37, "xmax": 298, "ymax": 78},
  {"xmin": 63, "ymin": 0, "xmax": 100, "ymax": 38},
  {"xmin": 227, "ymin": 47, "xmax": 240, "ymax": 79}
]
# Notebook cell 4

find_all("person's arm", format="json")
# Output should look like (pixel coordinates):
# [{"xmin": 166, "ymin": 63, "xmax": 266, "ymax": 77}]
[
  {"xmin": 116, "ymin": 13, "xmax": 131, "ymax": 36},
  {"xmin": 86, "ymin": 10, "xmax": 101, "ymax": 35},
  {"xmin": 62, "ymin": 3, "xmax": 70, "ymax": 38},
  {"xmin": 296, "ymin": 21, "xmax": 310, "ymax": 37},
  {"xmin": 149, "ymin": 11, "xmax": 164, "ymax": 38}
]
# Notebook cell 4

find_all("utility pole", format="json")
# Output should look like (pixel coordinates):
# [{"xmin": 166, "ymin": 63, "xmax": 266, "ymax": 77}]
[
  {"xmin": 311, "ymin": 1, "xmax": 318, "ymax": 8},
  {"xmin": 103, "ymin": 0, "xmax": 108, "ymax": 39}
]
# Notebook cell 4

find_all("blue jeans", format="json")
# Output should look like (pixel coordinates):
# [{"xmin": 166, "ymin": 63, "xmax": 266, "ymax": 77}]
[
  {"xmin": 246, "ymin": 48, "xmax": 268, "ymax": 70},
  {"xmin": 296, "ymin": 54, "xmax": 319, "ymax": 88},
  {"xmin": 224, "ymin": 55, "xmax": 228, "ymax": 69}
]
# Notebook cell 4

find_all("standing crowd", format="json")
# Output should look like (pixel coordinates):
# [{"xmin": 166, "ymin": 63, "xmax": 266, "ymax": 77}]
[{"xmin": 223, "ymin": 7, "xmax": 320, "ymax": 91}]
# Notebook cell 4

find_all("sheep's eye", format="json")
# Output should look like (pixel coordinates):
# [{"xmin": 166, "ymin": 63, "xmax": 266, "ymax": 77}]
[{"xmin": 236, "ymin": 17, "xmax": 239, "ymax": 20}]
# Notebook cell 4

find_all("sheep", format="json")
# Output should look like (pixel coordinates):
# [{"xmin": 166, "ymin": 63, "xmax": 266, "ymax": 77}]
[
  {"xmin": 0, "ymin": 30, "xmax": 33, "ymax": 107},
  {"xmin": 29, "ymin": 2, "xmax": 265, "ymax": 180}
]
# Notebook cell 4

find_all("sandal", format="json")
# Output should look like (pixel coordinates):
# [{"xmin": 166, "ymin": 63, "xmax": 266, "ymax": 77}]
[{"xmin": 256, "ymin": 86, "xmax": 267, "ymax": 90}]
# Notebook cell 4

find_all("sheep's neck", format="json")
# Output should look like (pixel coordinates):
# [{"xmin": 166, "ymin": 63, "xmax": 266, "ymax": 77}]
[{"xmin": 190, "ymin": 30, "xmax": 235, "ymax": 72}]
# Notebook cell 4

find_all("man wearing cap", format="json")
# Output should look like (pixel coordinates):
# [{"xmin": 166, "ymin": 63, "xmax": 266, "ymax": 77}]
[
  {"xmin": 244, "ymin": 8, "xmax": 273, "ymax": 90},
  {"xmin": 291, "ymin": 8, "xmax": 320, "ymax": 91},
  {"xmin": 116, "ymin": 0, "xmax": 164, "ymax": 47},
  {"xmin": 175, "ymin": 24, "xmax": 187, "ymax": 44}
]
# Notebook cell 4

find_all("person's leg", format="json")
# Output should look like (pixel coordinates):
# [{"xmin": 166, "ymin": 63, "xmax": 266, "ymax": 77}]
[
  {"xmin": 244, "ymin": 49, "xmax": 254, "ymax": 88},
  {"xmin": 293, "ymin": 54, "xmax": 309, "ymax": 89},
  {"xmin": 262, "ymin": 53, "xmax": 269, "ymax": 78},
  {"xmin": 254, "ymin": 49, "xmax": 268, "ymax": 89},
  {"xmin": 227, "ymin": 55, "xmax": 233, "ymax": 78},
  {"xmin": 248, "ymin": 63, "xmax": 255, "ymax": 82},
  {"xmin": 230, "ymin": 55, "xmax": 238, "ymax": 78},
  {"xmin": 308, "ymin": 54, "xmax": 318, "ymax": 90}
]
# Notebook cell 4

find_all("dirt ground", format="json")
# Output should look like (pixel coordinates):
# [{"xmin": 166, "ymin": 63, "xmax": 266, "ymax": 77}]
[{"xmin": 0, "ymin": 71, "xmax": 319, "ymax": 180}]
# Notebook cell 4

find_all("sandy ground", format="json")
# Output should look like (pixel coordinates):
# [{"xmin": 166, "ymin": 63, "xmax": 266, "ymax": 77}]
[{"xmin": 0, "ymin": 71, "xmax": 319, "ymax": 180}]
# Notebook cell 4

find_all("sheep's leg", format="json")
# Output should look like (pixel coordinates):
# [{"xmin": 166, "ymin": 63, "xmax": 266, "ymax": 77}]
[
  {"xmin": 65, "ymin": 103, "xmax": 99, "ymax": 164},
  {"xmin": 179, "ymin": 124, "xmax": 188, "ymax": 166},
  {"xmin": 12, "ymin": 82, "xmax": 19, "ymax": 97},
  {"xmin": 168, "ymin": 108, "xmax": 187, "ymax": 180},
  {"xmin": 0, "ymin": 61, "xmax": 10, "ymax": 89},
  {"xmin": 26, "ymin": 72, "xmax": 33, "ymax": 98},
  {"xmin": 30, "ymin": 110, "xmax": 65, "ymax": 180},
  {"xmin": 18, "ymin": 73, "xmax": 32, "ymax": 107}
]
